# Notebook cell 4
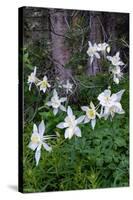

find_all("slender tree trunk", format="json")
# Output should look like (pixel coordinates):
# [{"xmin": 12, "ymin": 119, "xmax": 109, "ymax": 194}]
[
  {"xmin": 87, "ymin": 12, "xmax": 102, "ymax": 75},
  {"xmin": 49, "ymin": 9, "xmax": 72, "ymax": 81},
  {"xmin": 106, "ymin": 13, "xmax": 117, "ymax": 54}
]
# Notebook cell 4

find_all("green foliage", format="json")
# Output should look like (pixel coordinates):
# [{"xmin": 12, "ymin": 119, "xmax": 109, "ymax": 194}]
[
  {"xmin": 22, "ymin": 41, "xmax": 56, "ymax": 123},
  {"xmin": 22, "ymin": 8, "xmax": 129, "ymax": 192},
  {"xmin": 23, "ymin": 76, "xmax": 129, "ymax": 192},
  {"xmin": 74, "ymin": 73, "xmax": 129, "ymax": 107}
]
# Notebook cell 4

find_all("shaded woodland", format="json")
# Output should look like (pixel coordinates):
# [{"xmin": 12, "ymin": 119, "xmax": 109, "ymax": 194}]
[
  {"xmin": 21, "ymin": 7, "xmax": 129, "ymax": 192},
  {"xmin": 23, "ymin": 7, "xmax": 129, "ymax": 78}
]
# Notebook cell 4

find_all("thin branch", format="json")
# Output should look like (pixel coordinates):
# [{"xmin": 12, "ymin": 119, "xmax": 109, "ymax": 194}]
[{"xmin": 97, "ymin": 16, "xmax": 108, "ymax": 42}]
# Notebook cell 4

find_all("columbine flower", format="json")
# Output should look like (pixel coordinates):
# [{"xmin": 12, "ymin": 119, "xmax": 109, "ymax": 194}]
[
  {"xmin": 56, "ymin": 106, "xmax": 85, "ymax": 139},
  {"xmin": 62, "ymin": 80, "xmax": 73, "ymax": 94},
  {"xmin": 87, "ymin": 41, "xmax": 100, "ymax": 64},
  {"xmin": 28, "ymin": 120, "xmax": 55, "ymax": 166},
  {"xmin": 103, "ymin": 103, "xmax": 125, "ymax": 119},
  {"xmin": 97, "ymin": 42, "xmax": 110, "ymax": 53},
  {"xmin": 37, "ymin": 75, "xmax": 51, "ymax": 93},
  {"xmin": 27, "ymin": 66, "xmax": 39, "ymax": 91},
  {"xmin": 109, "ymin": 66, "xmax": 123, "ymax": 84},
  {"xmin": 46, "ymin": 89, "xmax": 67, "ymax": 115},
  {"xmin": 81, "ymin": 101, "xmax": 100, "ymax": 130},
  {"xmin": 97, "ymin": 89, "xmax": 125, "ymax": 119},
  {"xmin": 107, "ymin": 52, "xmax": 124, "ymax": 67}
]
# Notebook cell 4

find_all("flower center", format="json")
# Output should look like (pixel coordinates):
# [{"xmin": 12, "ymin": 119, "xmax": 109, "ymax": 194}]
[
  {"xmin": 51, "ymin": 97, "xmax": 60, "ymax": 108},
  {"xmin": 31, "ymin": 134, "xmax": 40, "ymax": 144},
  {"xmin": 41, "ymin": 80, "xmax": 48, "ymax": 88},
  {"xmin": 65, "ymin": 116, "xmax": 76, "ymax": 128},
  {"xmin": 104, "ymin": 96, "xmax": 110, "ymax": 103},
  {"xmin": 87, "ymin": 109, "xmax": 96, "ymax": 119}
]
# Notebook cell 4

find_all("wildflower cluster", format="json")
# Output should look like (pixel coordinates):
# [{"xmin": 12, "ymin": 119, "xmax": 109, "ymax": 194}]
[
  {"xmin": 27, "ymin": 41, "xmax": 126, "ymax": 166},
  {"xmin": 87, "ymin": 41, "xmax": 125, "ymax": 84}
]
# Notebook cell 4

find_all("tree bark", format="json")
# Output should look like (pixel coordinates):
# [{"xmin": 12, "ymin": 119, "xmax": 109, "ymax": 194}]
[
  {"xmin": 87, "ymin": 12, "xmax": 102, "ymax": 75},
  {"xmin": 49, "ymin": 9, "xmax": 72, "ymax": 81},
  {"xmin": 106, "ymin": 13, "xmax": 117, "ymax": 54}
]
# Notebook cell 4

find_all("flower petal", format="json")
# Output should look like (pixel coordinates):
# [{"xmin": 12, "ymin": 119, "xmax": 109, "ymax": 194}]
[
  {"xmin": 88, "ymin": 41, "xmax": 92, "ymax": 47},
  {"xmin": 34, "ymin": 66, "xmax": 37, "ymax": 76},
  {"xmin": 81, "ymin": 106, "xmax": 88, "ymax": 112},
  {"xmin": 113, "ymin": 76, "xmax": 119, "ymax": 84},
  {"xmin": 74, "ymin": 126, "xmax": 81, "ymax": 137},
  {"xmin": 42, "ymin": 87, "xmax": 47, "ymax": 93},
  {"xmin": 76, "ymin": 115, "xmax": 85, "ymax": 124},
  {"xmin": 67, "ymin": 106, "xmax": 73, "ymax": 117},
  {"xmin": 35, "ymin": 149, "xmax": 41, "ymax": 166},
  {"xmin": 43, "ymin": 76, "xmax": 47, "ymax": 81},
  {"xmin": 60, "ymin": 105, "xmax": 66, "ymax": 112},
  {"xmin": 53, "ymin": 108, "xmax": 58, "ymax": 115},
  {"xmin": 38, "ymin": 120, "xmax": 45, "ymax": 136},
  {"xmin": 118, "ymin": 61, "xmax": 124, "ymax": 66},
  {"xmin": 107, "ymin": 56, "xmax": 112, "ymax": 61},
  {"xmin": 84, "ymin": 116, "xmax": 90, "ymax": 123},
  {"xmin": 43, "ymin": 142, "xmax": 52, "ymax": 152},
  {"xmin": 60, "ymin": 97, "xmax": 67, "ymax": 102},
  {"xmin": 115, "ymin": 89, "xmax": 125, "ymax": 102},
  {"xmin": 116, "ymin": 108, "xmax": 125, "ymax": 114},
  {"xmin": 104, "ymin": 89, "xmax": 111, "ymax": 97},
  {"xmin": 29, "ymin": 83, "xmax": 32, "ymax": 91},
  {"xmin": 91, "ymin": 119, "xmax": 96, "ymax": 130},
  {"xmin": 90, "ymin": 56, "xmax": 93, "ymax": 65},
  {"xmin": 28, "ymin": 142, "xmax": 38, "ymax": 151},
  {"xmin": 106, "ymin": 46, "xmax": 111, "ymax": 53},
  {"xmin": 47, "ymin": 83, "xmax": 51, "ymax": 87},
  {"xmin": 37, "ymin": 143, "xmax": 42, "ymax": 151},
  {"xmin": 95, "ymin": 52, "xmax": 100, "ymax": 59},
  {"xmin": 33, "ymin": 124, "xmax": 38, "ymax": 133},
  {"xmin": 64, "ymin": 128, "xmax": 73, "ymax": 139},
  {"xmin": 37, "ymin": 81, "xmax": 42, "ymax": 86},
  {"xmin": 53, "ymin": 89, "xmax": 58, "ymax": 97},
  {"xmin": 116, "ymin": 51, "xmax": 120, "ymax": 58},
  {"xmin": 56, "ymin": 122, "xmax": 68, "ymax": 129},
  {"xmin": 90, "ymin": 101, "xmax": 95, "ymax": 109}
]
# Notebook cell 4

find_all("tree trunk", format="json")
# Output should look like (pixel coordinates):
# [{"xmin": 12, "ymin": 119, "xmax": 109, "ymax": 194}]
[
  {"xmin": 106, "ymin": 13, "xmax": 117, "ymax": 54},
  {"xmin": 49, "ymin": 9, "xmax": 72, "ymax": 81},
  {"xmin": 87, "ymin": 12, "xmax": 102, "ymax": 75}
]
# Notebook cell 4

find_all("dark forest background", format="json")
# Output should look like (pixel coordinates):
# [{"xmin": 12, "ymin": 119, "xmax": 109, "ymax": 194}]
[{"xmin": 22, "ymin": 7, "xmax": 129, "ymax": 78}]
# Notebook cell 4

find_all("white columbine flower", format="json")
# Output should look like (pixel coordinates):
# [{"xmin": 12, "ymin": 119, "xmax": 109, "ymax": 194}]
[
  {"xmin": 87, "ymin": 41, "xmax": 100, "ymax": 64},
  {"xmin": 37, "ymin": 75, "xmax": 51, "ymax": 93},
  {"xmin": 28, "ymin": 120, "xmax": 55, "ymax": 166},
  {"xmin": 97, "ymin": 42, "xmax": 110, "ymax": 53},
  {"xmin": 97, "ymin": 89, "xmax": 125, "ymax": 119},
  {"xmin": 109, "ymin": 66, "xmax": 123, "ymax": 84},
  {"xmin": 97, "ymin": 43, "xmax": 108, "ymax": 51},
  {"xmin": 107, "ymin": 52, "xmax": 124, "ymax": 67},
  {"xmin": 46, "ymin": 89, "xmax": 67, "ymax": 115},
  {"xmin": 62, "ymin": 80, "xmax": 73, "ymax": 94},
  {"xmin": 103, "ymin": 103, "xmax": 125, "ymax": 120},
  {"xmin": 56, "ymin": 106, "xmax": 85, "ymax": 139},
  {"xmin": 27, "ymin": 66, "xmax": 39, "ymax": 91},
  {"xmin": 81, "ymin": 101, "xmax": 100, "ymax": 130}
]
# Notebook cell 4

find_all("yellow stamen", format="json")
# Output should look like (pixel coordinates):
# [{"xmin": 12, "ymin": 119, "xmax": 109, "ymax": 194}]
[
  {"xmin": 41, "ymin": 80, "xmax": 48, "ymax": 88},
  {"xmin": 87, "ymin": 109, "xmax": 96, "ymax": 119},
  {"xmin": 31, "ymin": 134, "xmax": 40, "ymax": 144}
]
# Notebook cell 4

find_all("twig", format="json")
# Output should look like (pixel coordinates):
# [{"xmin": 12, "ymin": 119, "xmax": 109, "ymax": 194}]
[{"xmin": 97, "ymin": 16, "xmax": 108, "ymax": 41}]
